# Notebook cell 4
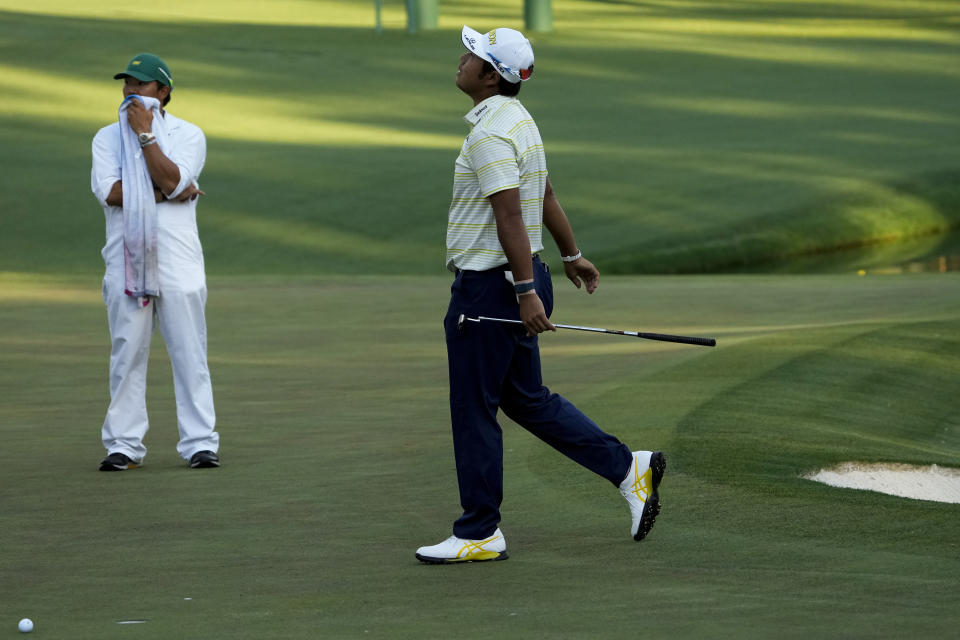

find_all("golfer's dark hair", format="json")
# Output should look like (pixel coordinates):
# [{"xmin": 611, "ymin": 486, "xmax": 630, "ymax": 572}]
[{"xmin": 482, "ymin": 61, "xmax": 522, "ymax": 97}]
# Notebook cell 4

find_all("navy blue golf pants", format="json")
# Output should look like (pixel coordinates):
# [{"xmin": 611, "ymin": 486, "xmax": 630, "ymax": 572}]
[{"xmin": 444, "ymin": 257, "xmax": 633, "ymax": 539}]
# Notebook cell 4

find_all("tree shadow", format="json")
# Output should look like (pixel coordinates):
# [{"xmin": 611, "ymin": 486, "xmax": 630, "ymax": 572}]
[{"xmin": 1, "ymin": 5, "xmax": 958, "ymax": 275}]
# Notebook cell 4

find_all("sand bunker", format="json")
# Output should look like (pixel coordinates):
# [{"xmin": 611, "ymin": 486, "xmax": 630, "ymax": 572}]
[{"xmin": 805, "ymin": 462, "xmax": 960, "ymax": 504}]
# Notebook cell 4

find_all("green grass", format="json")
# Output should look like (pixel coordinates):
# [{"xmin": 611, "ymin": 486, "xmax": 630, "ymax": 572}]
[
  {"xmin": 1, "ymin": 273, "xmax": 959, "ymax": 637},
  {"xmin": 1, "ymin": 0, "xmax": 958, "ymax": 274}
]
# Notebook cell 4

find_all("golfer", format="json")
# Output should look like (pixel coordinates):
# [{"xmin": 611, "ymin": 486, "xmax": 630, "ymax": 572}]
[
  {"xmin": 416, "ymin": 28, "xmax": 664, "ymax": 563},
  {"xmin": 90, "ymin": 53, "xmax": 220, "ymax": 471}
]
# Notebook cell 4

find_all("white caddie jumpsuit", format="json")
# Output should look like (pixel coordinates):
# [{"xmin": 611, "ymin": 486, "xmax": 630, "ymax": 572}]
[{"xmin": 90, "ymin": 111, "xmax": 219, "ymax": 462}]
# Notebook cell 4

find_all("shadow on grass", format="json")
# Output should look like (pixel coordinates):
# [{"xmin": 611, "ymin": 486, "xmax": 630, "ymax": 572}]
[
  {"xmin": 604, "ymin": 170, "xmax": 960, "ymax": 274},
  {"xmin": 2, "ymin": 6, "xmax": 959, "ymax": 275}
]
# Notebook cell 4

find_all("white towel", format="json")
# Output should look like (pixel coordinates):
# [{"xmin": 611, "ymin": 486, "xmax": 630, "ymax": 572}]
[{"xmin": 118, "ymin": 95, "xmax": 168, "ymax": 304}]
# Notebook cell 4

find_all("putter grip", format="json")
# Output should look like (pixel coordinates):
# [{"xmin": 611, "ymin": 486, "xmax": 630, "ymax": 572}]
[{"xmin": 636, "ymin": 332, "xmax": 716, "ymax": 347}]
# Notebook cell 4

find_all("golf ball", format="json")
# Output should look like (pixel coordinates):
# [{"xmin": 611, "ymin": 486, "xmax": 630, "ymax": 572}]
[{"xmin": 18, "ymin": 618, "xmax": 33, "ymax": 633}]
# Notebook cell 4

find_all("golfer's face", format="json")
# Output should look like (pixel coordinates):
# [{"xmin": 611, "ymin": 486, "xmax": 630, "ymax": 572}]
[{"xmin": 456, "ymin": 52, "xmax": 487, "ymax": 94}]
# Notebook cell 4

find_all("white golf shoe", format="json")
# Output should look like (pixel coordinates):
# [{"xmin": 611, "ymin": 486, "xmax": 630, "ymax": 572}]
[
  {"xmin": 619, "ymin": 450, "xmax": 666, "ymax": 541},
  {"xmin": 415, "ymin": 528, "xmax": 509, "ymax": 564}
]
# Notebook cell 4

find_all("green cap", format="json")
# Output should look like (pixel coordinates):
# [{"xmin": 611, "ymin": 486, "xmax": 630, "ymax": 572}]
[{"xmin": 114, "ymin": 53, "xmax": 174, "ymax": 89}]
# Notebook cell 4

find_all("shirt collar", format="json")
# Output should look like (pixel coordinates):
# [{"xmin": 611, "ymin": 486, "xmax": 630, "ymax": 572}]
[{"xmin": 463, "ymin": 95, "xmax": 511, "ymax": 128}]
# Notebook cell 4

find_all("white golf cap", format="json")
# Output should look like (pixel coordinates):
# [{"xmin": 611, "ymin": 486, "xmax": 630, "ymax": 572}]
[{"xmin": 461, "ymin": 25, "xmax": 534, "ymax": 84}]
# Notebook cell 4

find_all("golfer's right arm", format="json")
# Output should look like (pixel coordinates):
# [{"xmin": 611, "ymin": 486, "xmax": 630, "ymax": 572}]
[{"xmin": 489, "ymin": 187, "xmax": 555, "ymax": 335}]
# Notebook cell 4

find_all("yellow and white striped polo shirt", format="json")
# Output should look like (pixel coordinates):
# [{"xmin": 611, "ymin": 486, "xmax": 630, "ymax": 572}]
[{"xmin": 445, "ymin": 95, "xmax": 547, "ymax": 271}]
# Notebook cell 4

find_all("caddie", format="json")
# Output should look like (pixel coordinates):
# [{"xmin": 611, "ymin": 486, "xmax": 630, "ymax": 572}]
[
  {"xmin": 90, "ymin": 53, "xmax": 220, "ymax": 471},
  {"xmin": 415, "ymin": 27, "xmax": 665, "ymax": 563}
]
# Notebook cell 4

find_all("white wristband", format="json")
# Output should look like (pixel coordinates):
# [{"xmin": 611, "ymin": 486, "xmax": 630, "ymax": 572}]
[{"xmin": 561, "ymin": 251, "xmax": 582, "ymax": 263}]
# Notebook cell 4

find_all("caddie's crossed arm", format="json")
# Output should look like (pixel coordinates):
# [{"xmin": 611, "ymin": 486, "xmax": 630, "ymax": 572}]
[
  {"xmin": 104, "ymin": 180, "xmax": 170, "ymax": 206},
  {"xmin": 104, "ymin": 179, "xmax": 203, "ymax": 206}
]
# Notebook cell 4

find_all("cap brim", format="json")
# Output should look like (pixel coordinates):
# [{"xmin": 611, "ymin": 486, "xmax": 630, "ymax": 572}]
[
  {"xmin": 114, "ymin": 70, "xmax": 156, "ymax": 82},
  {"xmin": 461, "ymin": 25, "xmax": 486, "ymax": 58}
]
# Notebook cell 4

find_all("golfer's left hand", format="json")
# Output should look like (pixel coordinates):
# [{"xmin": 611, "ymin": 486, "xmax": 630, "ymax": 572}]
[
  {"xmin": 125, "ymin": 98, "xmax": 154, "ymax": 134},
  {"xmin": 564, "ymin": 257, "xmax": 599, "ymax": 294},
  {"xmin": 519, "ymin": 293, "xmax": 556, "ymax": 336}
]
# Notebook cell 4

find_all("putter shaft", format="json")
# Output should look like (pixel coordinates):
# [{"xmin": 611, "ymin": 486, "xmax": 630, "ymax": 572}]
[{"xmin": 464, "ymin": 315, "xmax": 715, "ymax": 347}]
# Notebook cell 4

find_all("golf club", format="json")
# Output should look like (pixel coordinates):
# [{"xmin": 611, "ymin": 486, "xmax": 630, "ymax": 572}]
[{"xmin": 457, "ymin": 314, "xmax": 716, "ymax": 347}]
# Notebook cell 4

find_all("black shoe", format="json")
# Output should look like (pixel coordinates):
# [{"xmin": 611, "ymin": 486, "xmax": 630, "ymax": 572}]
[
  {"xmin": 99, "ymin": 452, "xmax": 139, "ymax": 471},
  {"xmin": 189, "ymin": 450, "xmax": 220, "ymax": 468}
]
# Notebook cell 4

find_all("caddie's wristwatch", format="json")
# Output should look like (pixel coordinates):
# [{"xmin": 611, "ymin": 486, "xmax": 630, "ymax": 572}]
[{"xmin": 138, "ymin": 132, "xmax": 157, "ymax": 147}]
